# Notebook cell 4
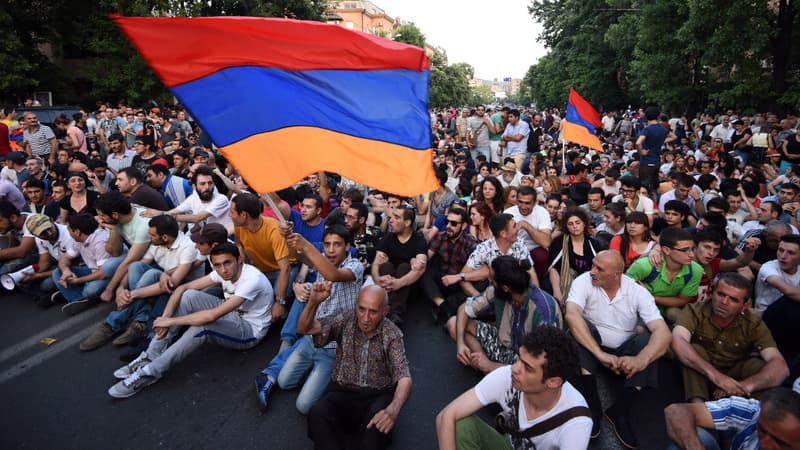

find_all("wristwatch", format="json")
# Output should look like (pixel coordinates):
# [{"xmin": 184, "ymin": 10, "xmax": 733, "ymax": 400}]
[
  {"xmin": 459, "ymin": 272, "xmax": 466, "ymax": 281},
  {"xmin": 278, "ymin": 299, "xmax": 287, "ymax": 306}
]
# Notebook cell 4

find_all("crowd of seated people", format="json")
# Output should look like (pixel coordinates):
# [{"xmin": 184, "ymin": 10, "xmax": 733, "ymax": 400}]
[{"xmin": 2, "ymin": 102, "xmax": 800, "ymax": 449}]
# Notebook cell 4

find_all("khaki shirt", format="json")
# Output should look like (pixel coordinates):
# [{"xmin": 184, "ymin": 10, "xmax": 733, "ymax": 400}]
[{"xmin": 675, "ymin": 301, "xmax": 776, "ymax": 371}]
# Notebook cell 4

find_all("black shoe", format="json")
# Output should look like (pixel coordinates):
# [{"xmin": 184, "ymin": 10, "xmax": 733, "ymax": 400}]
[
  {"xmin": 61, "ymin": 297, "xmax": 98, "ymax": 316},
  {"xmin": 432, "ymin": 303, "xmax": 449, "ymax": 325},
  {"xmin": 605, "ymin": 406, "xmax": 639, "ymax": 449}
]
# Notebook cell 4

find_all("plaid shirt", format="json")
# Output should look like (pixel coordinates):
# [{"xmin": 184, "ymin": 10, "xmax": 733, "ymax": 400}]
[
  {"xmin": 314, "ymin": 312, "xmax": 410, "ymax": 390},
  {"xmin": 429, "ymin": 231, "xmax": 478, "ymax": 274}
]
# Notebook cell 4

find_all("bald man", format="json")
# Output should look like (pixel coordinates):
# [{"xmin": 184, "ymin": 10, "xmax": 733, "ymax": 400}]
[
  {"xmin": 299, "ymin": 285, "xmax": 413, "ymax": 450},
  {"xmin": 565, "ymin": 250, "xmax": 671, "ymax": 448}
]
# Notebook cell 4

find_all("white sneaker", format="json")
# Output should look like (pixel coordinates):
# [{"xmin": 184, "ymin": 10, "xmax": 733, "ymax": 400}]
[
  {"xmin": 113, "ymin": 352, "xmax": 152, "ymax": 379},
  {"xmin": 108, "ymin": 370, "xmax": 158, "ymax": 399}
]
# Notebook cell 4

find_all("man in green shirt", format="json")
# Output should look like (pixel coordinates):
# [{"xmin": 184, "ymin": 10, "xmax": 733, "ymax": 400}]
[
  {"xmin": 488, "ymin": 107, "xmax": 507, "ymax": 165},
  {"xmin": 626, "ymin": 227, "xmax": 702, "ymax": 323}
]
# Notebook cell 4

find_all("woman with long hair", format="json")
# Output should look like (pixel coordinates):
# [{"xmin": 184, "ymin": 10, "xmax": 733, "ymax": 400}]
[
  {"xmin": 473, "ymin": 176, "xmax": 504, "ymax": 214},
  {"xmin": 503, "ymin": 186, "xmax": 518, "ymax": 210},
  {"xmin": 539, "ymin": 175, "xmax": 562, "ymax": 204},
  {"xmin": 609, "ymin": 211, "xmax": 655, "ymax": 270},
  {"xmin": 673, "ymin": 155, "xmax": 689, "ymax": 174},
  {"xmin": 715, "ymin": 152, "xmax": 740, "ymax": 180},
  {"xmin": 427, "ymin": 166, "xmax": 457, "ymax": 227},
  {"xmin": 468, "ymin": 201, "xmax": 494, "ymax": 243},
  {"xmin": 547, "ymin": 208, "xmax": 599, "ymax": 304},
  {"xmin": 685, "ymin": 155, "xmax": 697, "ymax": 174}
]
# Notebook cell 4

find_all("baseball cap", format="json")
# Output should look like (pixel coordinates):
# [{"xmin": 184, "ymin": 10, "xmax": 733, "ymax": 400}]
[
  {"xmin": 193, "ymin": 149, "xmax": 209, "ymax": 159},
  {"xmin": 190, "ymin": 223, "xmax": 228, "ymax": 244},
  {"xmin": 26, "ymin": 214, "xmax": 53, "ymax": 236},
  {"xmin": 766, "ymin": 148, "xmax": 780, "ymax": 157}
]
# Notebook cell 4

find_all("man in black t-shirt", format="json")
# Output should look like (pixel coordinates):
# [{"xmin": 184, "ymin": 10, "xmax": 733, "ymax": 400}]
[
  {"xmin": 131, "ymin": 135, "xmax": 159, "ymax": 177},
  {"xmin": 371, "ymin": 205, "xmax": 427, "ymax": 325}
]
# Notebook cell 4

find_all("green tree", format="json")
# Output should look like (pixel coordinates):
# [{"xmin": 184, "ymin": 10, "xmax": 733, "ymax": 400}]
[
  {"xmin": 525, "ymin": 0, "xmax": 800, "ymax": 114},
  {"xmin": 392, "ymin": 22, "xmax": 426, "ymax": 48},
  {"xmin": 0, "ymin": 0, "xmax": 330, "ymax": 105}
]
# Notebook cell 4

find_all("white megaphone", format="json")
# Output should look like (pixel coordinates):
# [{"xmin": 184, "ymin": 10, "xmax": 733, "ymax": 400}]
[{"xmin": 1, "ymin": 265, "xmax": 34, "ymax": 291}]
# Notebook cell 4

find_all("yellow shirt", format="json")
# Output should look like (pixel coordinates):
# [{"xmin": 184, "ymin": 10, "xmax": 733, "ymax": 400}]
[{"xmin": 236, "ymin": 217, "xmax": 289, "ymax": 273}]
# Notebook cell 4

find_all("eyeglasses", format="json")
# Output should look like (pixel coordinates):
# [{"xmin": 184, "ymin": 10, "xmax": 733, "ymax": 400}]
[
  {"xmin": 446, "ymin": 220, "xmax": 462, "ymax": 226},
  {"xmin": 670, "ymin": 246, "xmax": 695, "ymax": 253},
  {"xmin": 621, "ymin": 188, "xmax": 636, "ymax": 193}
]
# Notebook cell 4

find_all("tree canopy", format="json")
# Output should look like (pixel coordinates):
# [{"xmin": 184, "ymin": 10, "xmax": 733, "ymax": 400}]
[
  {"xmin": 1, "ymin": 0, "xmax": 329, "ymax": 106},
  {"xmin": 522, "ymin": 0, "xmax": 800, "ymax": 115}
]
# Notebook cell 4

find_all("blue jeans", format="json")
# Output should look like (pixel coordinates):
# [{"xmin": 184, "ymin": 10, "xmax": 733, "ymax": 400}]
[
  {"xmin": 52, "ymin": 266, "xmax": 110, "ymax": 302},
  {"xmin": 277, "ymin": 335, "xmax": 335, "ymax": 414},
  {"xmin": 279, "ymin": 298, "xmax": 309, "ymax": 344},
  {"xmin": 106, "ymin": 261, "xmax": 164, "ymax": 332},
  {"xmin": 666, "ymin": 427, "xmax": 720, "ymax": 450}
]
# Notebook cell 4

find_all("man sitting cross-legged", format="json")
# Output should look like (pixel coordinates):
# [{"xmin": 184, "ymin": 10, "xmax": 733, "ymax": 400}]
[
  {"xmin": 436, "ymin": 327, "xmax": 592, "ymax": 450},
  {"xmin": 51, "ymin": 214, "xmax": 113, "ymax": 316},
  {"xmin": 672, "ymin": 272, "xmax": 789, "ymax": 402},
  {"xmin": 108, "ymin": 242, "xmax": 273, "ymax": 399},
  {"xmin": 301, "ymin": 285, "xmax": 412, "ymax": 450},
  {"xmin": 566, "ymin": 250, "xmax": 671, "ymax": 448},
  {"xmin": 448, "ymin": 256, "xmax": 561, "ymax": 374}
]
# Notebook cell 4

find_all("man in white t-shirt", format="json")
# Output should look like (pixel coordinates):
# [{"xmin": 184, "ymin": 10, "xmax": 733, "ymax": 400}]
[
  {"xmin": 108, "ymin": 242, "xmax": 273, "ymax": 398},
  {"xmin": 565, "ymin": 250, "xmax": 670, "ymax": 448},
  {"xmin": 755, "ymin": 235, "xmax": 800, "ymax": 366},
  {"xmin": 436, "ymin": 326, "xmax": 592, "ymax": 450},
  {"xmin": 143, "ymin": 165, "xmax": 233, "ymax": 235},
  {"xmin": 503, "ymin": 186, "xmax": 552, "ymax": 281}
]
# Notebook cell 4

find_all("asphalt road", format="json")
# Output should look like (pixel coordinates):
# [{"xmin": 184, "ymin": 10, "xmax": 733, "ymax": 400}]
[{"xmin": 0, "ymin": 290, "xmax": 679, "ymax": 449}]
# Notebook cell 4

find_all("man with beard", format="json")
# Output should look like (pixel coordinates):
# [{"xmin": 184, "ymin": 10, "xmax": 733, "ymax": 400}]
[
  {"xmin": 372, "ymin": 204, "xmax": 427, "ymax": 326},
  {"xmin": 423, "ymin": 208, "xmax": 477, "ymax": 324},
  {"xmin": 142, "ymin": 166, "xmax": 233, "ymax": 235},
  {"xmin": 671, "ymin": 272, "xmax": 788, "ymax": 402},
  {"xmin": 467, "ymin": 105, "xmax": 494, "ymax": 162},
  {"xmin": 343, "ymin": 202, "xmax": 381, "ymax": 277}
]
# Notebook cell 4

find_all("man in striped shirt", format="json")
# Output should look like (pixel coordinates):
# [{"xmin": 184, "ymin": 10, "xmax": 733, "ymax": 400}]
[
  {"xmin": 21, "ymin": 112, "xmax": 57, "ymax": 166},
  {"xmin": 664, "ymin": 383, "xmax": 800, "ymax": 450}
]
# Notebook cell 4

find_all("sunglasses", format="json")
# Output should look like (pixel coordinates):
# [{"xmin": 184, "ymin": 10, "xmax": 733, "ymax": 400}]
[{"xmin": 446, "ymin": 219, "xmax": 462, "ymax": 226}]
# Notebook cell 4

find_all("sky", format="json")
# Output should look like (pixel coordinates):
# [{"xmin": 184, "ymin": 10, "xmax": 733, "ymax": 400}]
[{"xmin": 376, "ymin": 0, "xmax": 548, "ymax": 80}]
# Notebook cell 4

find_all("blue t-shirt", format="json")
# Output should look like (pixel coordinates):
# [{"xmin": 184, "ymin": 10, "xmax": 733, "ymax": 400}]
[
  {"xmin": 290, "ymin": 209, "xmax": 325, "ymax": 245},
  {"xmin": 639, "ymin": 123, "xmax": 668, "ymax": 165}
]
